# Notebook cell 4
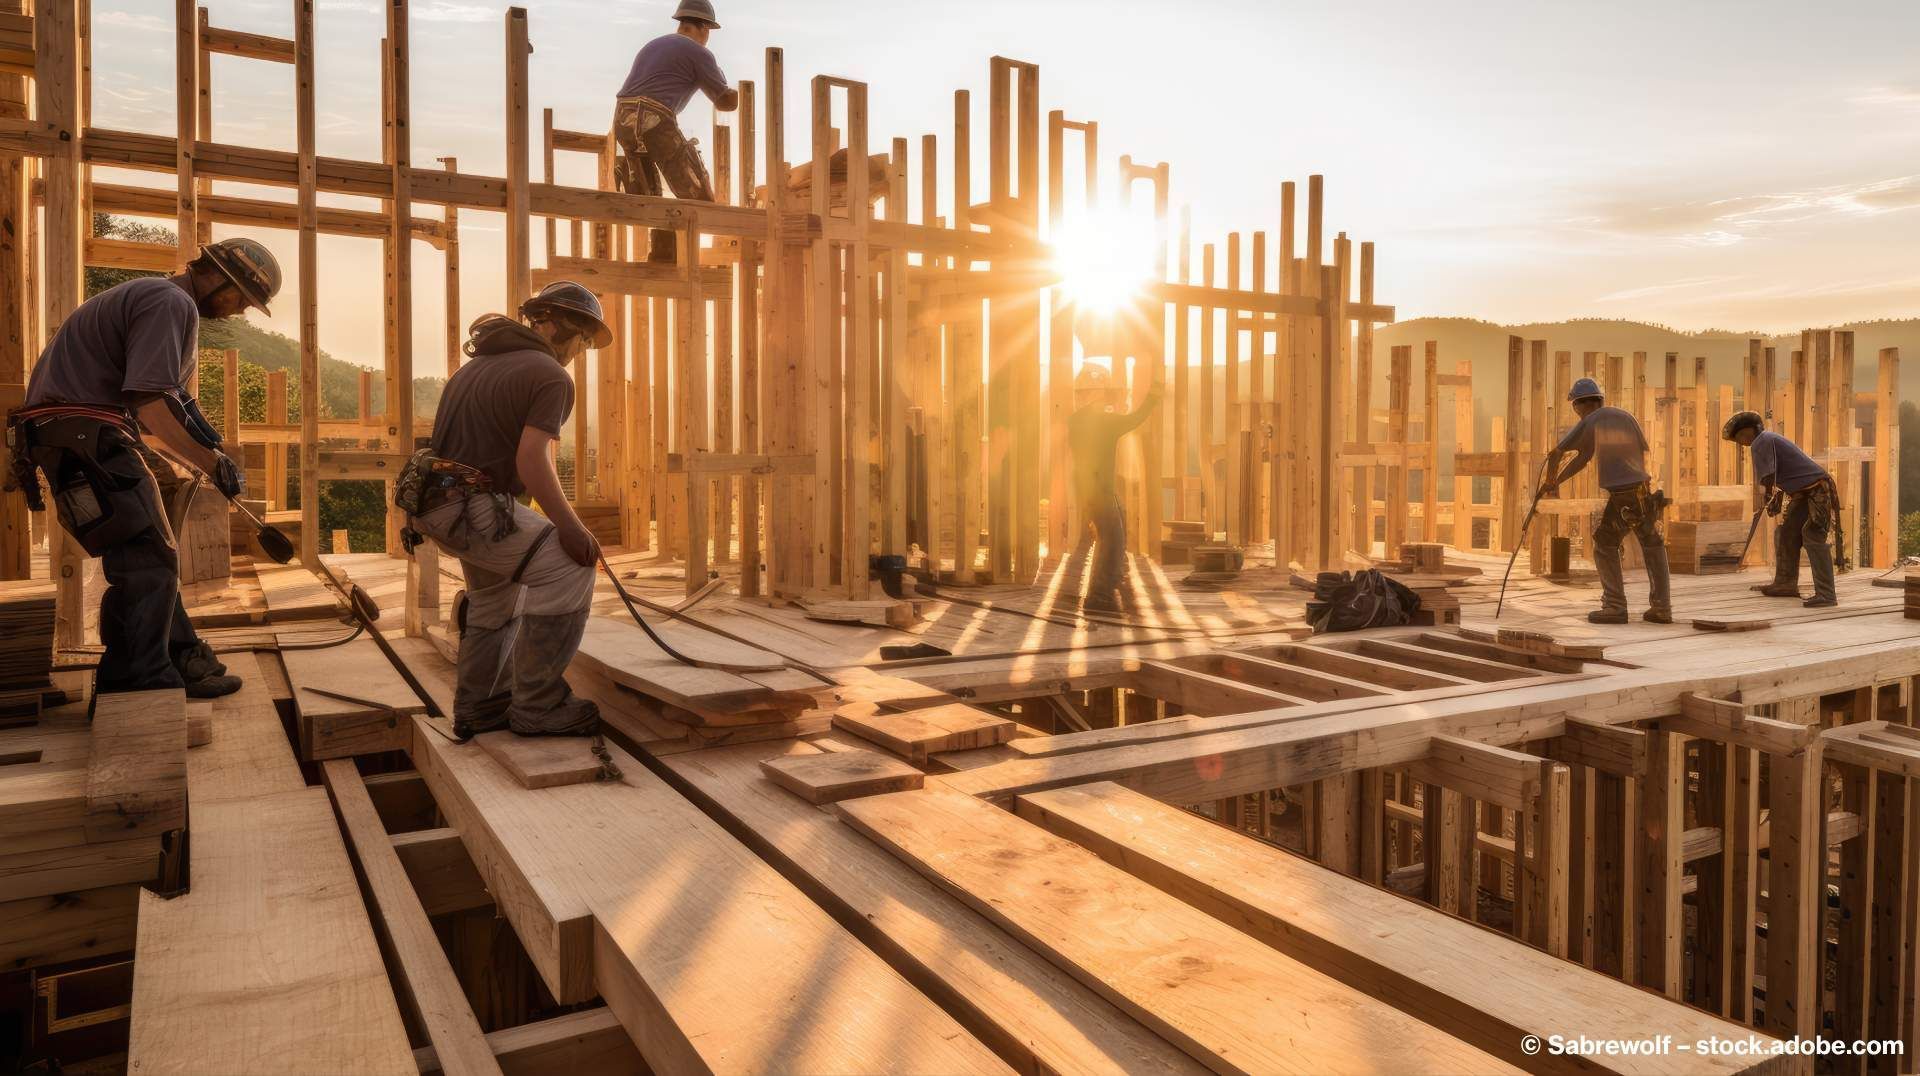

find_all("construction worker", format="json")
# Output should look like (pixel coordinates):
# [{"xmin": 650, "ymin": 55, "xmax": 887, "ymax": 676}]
[
  {"xmin": 613, "ymin": 0, "xmax": 737, "ymax": 263},
  {"xmin": 396, "ymin": 282, "xmax": 610, "ymax": 740},
  {"xmin": 1722, "ymin": 411, "xmax": 1838, "ymax": 607},
  {"xmin": 1541, "ymin": 377, "xmax": 1673, "ymax": 624},
  {"xmin": 1067, "ymin": 365, "xmax": 1161, "ymax": 613},
  {"xmin": 5, "ymin": 239, "xmax": 281, "ymax": 699}
]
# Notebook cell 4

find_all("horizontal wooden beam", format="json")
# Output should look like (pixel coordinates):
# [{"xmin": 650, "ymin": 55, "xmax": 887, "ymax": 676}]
[
  {"xmin": 201, "ymin": 24, "xmax": 296, "ymax": 64},
  {"xmin": 1655, "ymin": 692, "xmax": 1815, "ymax": 756},
  {"xmin": 664, "ymin": 452, "xmax": 814, "ymax": 477},
  {"xmin": 1404, "ymin": 734, "xmax": 1542, "ymax": 810},
  {"xmin": 534, "ymin": 255, "xmax": 731, "ymax": 299},
  {"xmin": 549, "ymin": 128, "xmax": 608, "ymax": 155},
  {"xmin": 86, "ymin": 236, "xmax": 177, "ymax": 273},
  {"xmin": 313, "ymin": 451, "xmax": 412, "ymax": 481}
]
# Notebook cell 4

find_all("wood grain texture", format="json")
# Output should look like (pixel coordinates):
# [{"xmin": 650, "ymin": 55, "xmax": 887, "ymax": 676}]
[{"xmin": 759, "ymin": 746, "xmax": 923, "ymax": 803}]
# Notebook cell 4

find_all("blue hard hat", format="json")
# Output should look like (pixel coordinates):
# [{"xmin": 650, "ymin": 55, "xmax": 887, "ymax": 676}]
[{"xmin": 1568, "ymin": 377, "xmax": 1603, "ymax": 403}]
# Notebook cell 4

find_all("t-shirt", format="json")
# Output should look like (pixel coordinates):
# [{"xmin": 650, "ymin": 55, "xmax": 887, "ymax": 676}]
[
  {"xmin": 430, "ymin": 347, "xmax": 574, "ymax": 496},
  {"xmin": 1749, "ymin": 430, "xmax": 1828, "ymax": 493},
  {"xmin": 1068, "ymin": 402, "xmax": 1154, "ymax": 506},
  {"xmin": 25, "ymin": 277, "xmax": 200, "ymax": 408},
  {"xmin": 1552, "ymin": 405, "xmax": 1650, "ymax": 491},
  {"xmin": 615, "ymin": 33, "xmax": 729, "ymax": 114}
]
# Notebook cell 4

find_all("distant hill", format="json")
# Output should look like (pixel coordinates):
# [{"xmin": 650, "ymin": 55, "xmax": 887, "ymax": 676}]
[
  {"xmin": 1371, "ymin": 316, "xmax": 1920, "ymax": 434},
  {"xmin": 197, "ymin": 317, "xmax": 444, "ymax": 425}
]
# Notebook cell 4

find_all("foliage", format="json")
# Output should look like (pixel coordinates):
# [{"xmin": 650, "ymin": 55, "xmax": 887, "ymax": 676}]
[
  {"xmin": 1903, "ymin": 401, "xmax": 1920, "ymax": 516},
  {"xmin": 1902, "ymin": 511, "xmax": 1920, "ymax": 560}
]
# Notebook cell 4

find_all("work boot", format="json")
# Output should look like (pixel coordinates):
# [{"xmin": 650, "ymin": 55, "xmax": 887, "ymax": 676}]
[
  {"xmin": 505, "ymin": 611, "xmax": 601, "ymax": 737},
  {"xmin": 1759, "ymin": 583, "xmax": 1803, "ymax": 598},
  {"xmin": 1804, "ymin": 540, "xmax": 1838, "ymax": 607},
  {"xmin": 1641, "ymin": 545, "xmax": 1674, "ymax": 624},
  {"xmin": 185, "ymin": 672, "xmax": 242, "ymax": 699},
  {"xmin": 175, "ymin": 641, "xmax": 228, "ymax": 682},
  {"xmin": 1590, "ymin": 539, "xmax": 1629, "ymax": 625}
]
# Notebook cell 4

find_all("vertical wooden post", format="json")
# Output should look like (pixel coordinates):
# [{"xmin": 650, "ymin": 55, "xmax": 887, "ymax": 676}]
[
  {"xmin": 844, "ymin": 82, "xmax": 872, "ymax": 598},
  {"xmin": 1635, "ymin": 729, "xmax": 1683, "ymax": 999},
  {"xmin": 1528, "ymin": 340, "xmax": 1549, "ymax": 570},
  {"xmin": 1249, "ymin": 229, "xmax": 1268, "ymax": 543},
  {"xmin": 266, "ymin": 370, "xmax": 288, "ymax": 511},
  {"xmin": 1522, "ymin": 759, "xmax": 1570, "ymax": 958},
  {"xmin": 1455, "ymin": 359, "xmax": 1475, "ymax": 549},
  {"xmin": 1349, "ymin": 243, "xmax": 1373, "ymax": 555},
  {"xmin": 737, "ymin": 80, "xmax": 761, "ymax": 592},
  {"xmin": 40, "ymin": 0, "xmax": 85, "ymax": 645},
  {"xmin": 1695, "ymin": 739, "xmax": 1759, "ymax": 1020},
  {"xmin": 0, "ymin": 0, "xmax": 29, "ymax": 580},
  {"xmin": 1877, "ymin": 348, "xmax": 1900, "ymax": 567},
  {"xmin": 1270, "ymin": 181, "xmax": 1293, "ymax": 561},
  {"xmin": 1811, "ymin": 330, "xmax": 1831, "ymax": 456},
  {"xmin": 294, "ymin": 0, "xmax": 320, "ymax": 570},
  {"xmin": 439, "ymin": 157, "xmax": 462, "ymax": 375},
  {"xmin": 1384, "ymin": 345, "xmax": 1408, "ymax": 555},
  {"xmin": 1173, "ymin": 207, "xmax": 1192, "ymax": 525},
  {"xmin": 1200, "ymin": 244, "xmax": 1218, "ymax": 539},
  {"xmin": 681, "ymin": 215, "xmax": 709, "ymax": 595},
  {"xmin": 1500, "ymin": 335, "xmax": 1524, "ymax": 553},
  {"xmin": 222, "ymin": 350, "xmax": 240, "ymax": 446},
  {"xmin": 1766, "ymin": 739, "xmax": 1827, "ymax": 1039},
  {"xmin": 1422, "ymin": 341, "xmax": 1439, "ymax": 544},
  {"xmin": 173, "ymin": 0, "xmax": 198, "ymax": 271},
  {"xmin": 503, "ymin": 8, "xmax": 531, "ymax": 303}
]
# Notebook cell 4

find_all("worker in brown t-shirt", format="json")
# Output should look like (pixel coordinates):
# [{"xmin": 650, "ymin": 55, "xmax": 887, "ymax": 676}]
[{"xmin": 409, "ymin": 282, "xmax": 611, "ymax": 739}]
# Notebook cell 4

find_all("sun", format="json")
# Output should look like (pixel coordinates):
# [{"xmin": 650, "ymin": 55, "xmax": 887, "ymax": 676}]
[{"xmin": 1050, "ymin": 209, "xmax": 1159, "ymax": 315}]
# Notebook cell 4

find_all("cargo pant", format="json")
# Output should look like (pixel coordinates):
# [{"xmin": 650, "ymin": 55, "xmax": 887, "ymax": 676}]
[
  {"xmin": 29, "ymin": 419, "xmax": 207, "ymax": 693},
  {"xmin": 1592, "ymin": 482, "xmax": 1672, "ymax": 616},
  {"xmin": 1772, "ymin": 480, "xmax": 1838, "ymax": 603},
  {"xmin": 1082, "ymin": 495, "xmax": 1128, "ymax": 611},
  {"xmin": 414, "ymin": 494, "xmax": 599, "ymax": 735},
  {"xmin": 613, "ymin": 96, "xmax": 714, "ymax": 263}
]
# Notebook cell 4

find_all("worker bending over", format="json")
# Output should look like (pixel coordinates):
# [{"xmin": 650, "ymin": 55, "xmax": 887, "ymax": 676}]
[
  {"xmin": 1722, "ymin": 411, "xmax": 1838, "ymax": 608},
  {"xmin": 613, "ymin": 0, "xmax": 737, "ymax": 263},
  {"xmin": 1542, "ymin": 377, "xmax": 1673, "ymax": 624},
  {"xmin": 1067, "ymin": 366, "xmax": 1161, "ymax": 614},
  {"xmin": 5, "ymin": 239, "xmax": 280, "ymax": 699},
  {"xmin": 396, "ymin": 283, "xmax": 610, "ymax": 740}
]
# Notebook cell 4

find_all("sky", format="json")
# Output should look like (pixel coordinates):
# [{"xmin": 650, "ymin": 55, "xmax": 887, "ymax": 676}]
[{"xmin": 83, "ymin": 0, "xmax": 1920, "ymax": 379}]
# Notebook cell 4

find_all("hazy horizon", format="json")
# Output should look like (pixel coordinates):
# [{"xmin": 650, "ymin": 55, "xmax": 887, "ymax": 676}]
[{"xmin": 82, "ymin": 0, "xmax": 1920, "ymax": 376}]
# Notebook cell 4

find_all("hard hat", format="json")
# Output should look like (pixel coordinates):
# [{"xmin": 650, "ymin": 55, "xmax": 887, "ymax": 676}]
[
  {"xmin": 520, "ymin": 281, "xmax": 613, "ymax": 349},
  {"xmin": 1567, "ymin": 377, "xmax": 1603, "ymax": 404},
  {"xmin": 1722, "ymin": 410, "xmax": 1764, "ymax": 441},
  {"xmin": 199, "ymin": 238, "xmax": 282, "ymax": 316},
  {"xmin": 1073, "ymin": 364, "xmax": 1114, "ymax": 390},
  {"xmin": 673, "ymin": 0, "xmax": 719, "ymax": 28}
]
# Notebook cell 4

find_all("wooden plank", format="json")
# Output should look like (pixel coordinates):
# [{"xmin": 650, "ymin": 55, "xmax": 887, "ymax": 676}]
[
  {"xmin": 1407, "ymin": 734, "xmax": 1542, "ymax": 811},
  {"xmin": 1023, "ymin": 782, "xmax": 1772, "ymax": 1074},
  {"xmin": 831, "ymin": 701, "xmax": 1015, "ymax": 764},
  {"xmin": 188, "ymin": 650, "xmax": 305, "ymax": 804},
  {"xmin": 280, "ymin": 634, "xmax": 420, "ymax": 760},
  {"xmin": 1634, "ymin": 729, "xmax": 1684, "ymax": 998},
  {"xmin": 128, "ymin": 788, "xmax": 414, "ymax": 1074},
  {"xmin": 1356, "ymin": 638, "xmax": 1535, "ymax": 683},
  {"xmin": 86, "ymin": 689, "xmax": 186, "ymax": 840},
  {"xmin": 396, "ymin": 641, "xmax": 999, "ymax": 1069},
  {"xmin": 655, "ymin": 741, "xmax": 1202, "ymax": 1075},
  {"xmin": 1764, "ymin": 740, "xmax": 1826, "ymax": 1039},
  {"xmin": 0, "ymin": 834, "xmax": 160, "ymax": 902},
  {"xmin": 1256, "ymin": 642, "xmax": 1472, "ymax": 691},
  {"xmin": 415, "ymin": 1008, "xmax": 644, "ymax": 1076},
  {"xmin": 0, "ymin": 883, "xmax": 140, "ymax": 972},
  {"xmin": 841, "ymin": 785, "xmax": 1511, "ymax": 1074},
  {"xmin": 474, "ymin": 731, "xmax": 604, "ymax": 790},
  {"xmin": 758, "ymin": 747, "xmax": 924, "ymax": 804},
  {"xmin": 390, "ymin": 827, "xmax": 492, "ymax": 918},
  {"xmin": 322, "ymin": 760, "xmax": 500, "ymax": 1076}
]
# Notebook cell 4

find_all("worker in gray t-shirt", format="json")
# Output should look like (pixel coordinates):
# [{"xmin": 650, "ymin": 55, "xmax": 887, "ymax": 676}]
[
  {"xmin": 1722, "ymin": 411, "xmax": 1838, "ymax": 607},
  {"xmin": 1542, "ymin": 377, "xmax": 1673, "ymax": 625},
  {"xmin": 612, "ymin": 0, "xmax": 738, "ymax": 263},
  {"xmin": 8, "ymin": 239, "xmax": 282, "ymax": 699}
]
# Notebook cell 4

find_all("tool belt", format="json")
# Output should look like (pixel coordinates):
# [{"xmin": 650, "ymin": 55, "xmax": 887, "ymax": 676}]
[
  {"xmin": 1817, "ymin": 476, "xmax": 1849, "ymax": 571},
  {"xmin": 393, "ymin": 448, "xmax": 516, "ymax": 554},
  {"xmin": 5, "ymin": 404, "xmax": 162, "ymax": 557}
]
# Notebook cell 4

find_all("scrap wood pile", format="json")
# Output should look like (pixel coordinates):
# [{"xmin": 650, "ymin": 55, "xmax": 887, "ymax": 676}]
[{"xmin": 0, "ymin": 581, "xmax": 57, "ymax": 720}]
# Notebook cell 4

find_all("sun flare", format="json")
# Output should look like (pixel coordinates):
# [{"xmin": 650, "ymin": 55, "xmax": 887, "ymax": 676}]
[{"xmin": 1050, "ymin": 210, "xmax": 1159, "ymax": 315}]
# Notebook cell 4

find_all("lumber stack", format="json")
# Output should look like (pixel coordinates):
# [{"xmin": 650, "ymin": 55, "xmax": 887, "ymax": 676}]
[
  {"xmin": 1160, "ymin": 520, "xmax": 1206, "ymax": 566},
  {"xmin": 1907, "ymin": 571, "xmax": 1920, "ymax": 620},
  {"xmin": 1401, "ymin": 542, "xmax": 1447, "ymax": 572},
  {"xmin": 1667, "ymin": 519, "xmax": 1749, "ymax": 574},
  {"xmin": 0, "ymin": 581, "xmax": 56, "ymax": 719}
]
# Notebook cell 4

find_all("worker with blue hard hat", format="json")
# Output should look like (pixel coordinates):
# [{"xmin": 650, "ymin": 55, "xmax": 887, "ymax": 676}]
[{"xmin": 1540, "ymin": 376, "xmax": 1673, "ymax": 624}]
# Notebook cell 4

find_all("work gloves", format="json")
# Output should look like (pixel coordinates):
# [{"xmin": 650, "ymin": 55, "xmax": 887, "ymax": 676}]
[{"xmin": 213, "ymin": 453, "xmax": 246, "ymax": 499}]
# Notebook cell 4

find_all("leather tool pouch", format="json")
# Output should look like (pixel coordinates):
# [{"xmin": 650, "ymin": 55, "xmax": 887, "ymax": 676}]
[{"xmin": 26, "ymin": 418, "xmax": 163, "ymax": 557}]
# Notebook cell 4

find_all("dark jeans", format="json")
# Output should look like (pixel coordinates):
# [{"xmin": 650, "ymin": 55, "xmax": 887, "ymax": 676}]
[
  {"xmin": 1084, "ymin": 497, "xmax": 1127, "ymax": 607},
  {"xmin": 613, "ymin": 98, "xmax": 714, "ymax": 262},
  {"xmin": 95, "ymin": 528, "xmax": 197, "ymax": 692}
]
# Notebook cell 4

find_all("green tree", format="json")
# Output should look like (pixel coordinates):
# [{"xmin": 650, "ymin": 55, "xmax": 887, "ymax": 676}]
[
  {"xmin": 1902, "ymin": 511, "xmax": 1920, "ymax": 560},
  {"xmin": 1902, "ymin": 401, "xmax": 1920, "ymax": 517}
]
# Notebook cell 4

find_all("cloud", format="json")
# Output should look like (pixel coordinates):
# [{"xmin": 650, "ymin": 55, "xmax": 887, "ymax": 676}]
[
  {"xmin": 1577, "ymin": 175, "xmax": 1920, "ymax": 246},
  {"xmin": 414, "ymin": 2, "xmax": 494, "ymax": 23},
  {"xmin": 1594, "ymin": 275, "xmax": 1743, "ymax": 304},
  {"xmin": 93, "ymin": 10, "xmax": 169, "ymax": 31},
  {"xmin": 1850, "ymin": 85, "xmax": 1920, "ymax": 111}
]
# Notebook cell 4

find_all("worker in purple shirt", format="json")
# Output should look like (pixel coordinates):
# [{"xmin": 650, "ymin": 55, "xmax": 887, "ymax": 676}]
[
  {"xmin": 1722, "ymin": 411, "xmax": 1839, "ymax": 607},
  {"xmin": 1541, "ymin": 377, "xmax": 1673, "ymax": 624},
  {"xmin": 612, "ymin": 0, "xmax": 738, "ymax": 263}
]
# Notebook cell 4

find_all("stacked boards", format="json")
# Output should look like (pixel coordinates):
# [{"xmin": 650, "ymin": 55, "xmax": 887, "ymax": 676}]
[
  {"xmin": 1907, "ymin": 571, "xmax": 1920, "ymax": 621},
  {"xmin": 1668, "ymin": 519, "xmax": 1750, "ymax": 574},
  {"xmin": 0, "ymin": 581, "xmax": 56, "ymax": 720}
]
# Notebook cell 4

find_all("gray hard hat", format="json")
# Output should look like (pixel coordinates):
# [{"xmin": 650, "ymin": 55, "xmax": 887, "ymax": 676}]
[
  {"xmin": 673, "ymin": 0, "xmax": 719, "ymax": 28},
  {"xmin": 1567, "ymin": 377, "xmax": 1603, "ymax": 403},
  {"xmin": 198, "ymin": 237, "xmax": 283, "ymax": 316},
  {"xmin": 520, "ymin": 281, "xmax": 613, "ymax": 349},
  {"xmin": 1722, "ymin": 410, "xmax": 1764, "ymax": 441}
]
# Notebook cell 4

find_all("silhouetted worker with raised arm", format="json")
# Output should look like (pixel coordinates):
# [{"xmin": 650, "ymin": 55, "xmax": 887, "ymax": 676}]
[
  {"xmin": 1068, "ymin": 365, "xmax": 1161, "ymax": 614},
  {"xmin": 612, "ymin": 0, "xmax": 737, "ymax": 263},
  {"xmin": 1542, "ymin": 377, "xmax": 1673, "ymax": 624}
]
